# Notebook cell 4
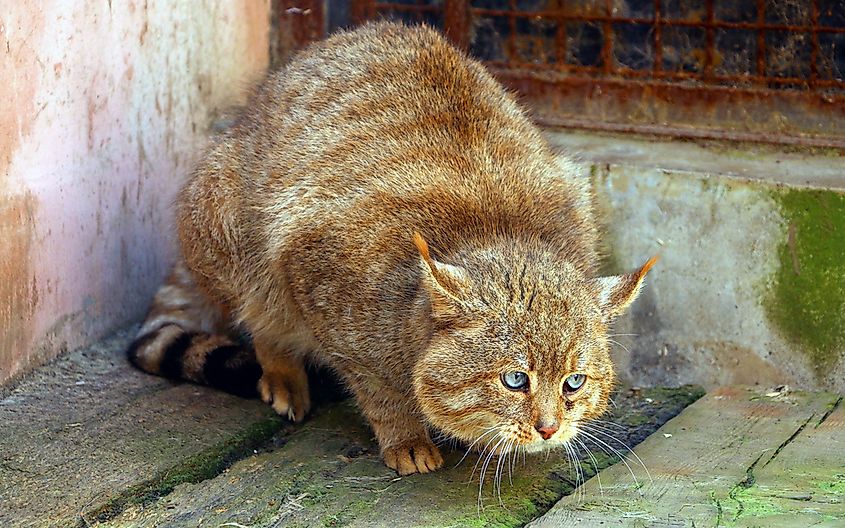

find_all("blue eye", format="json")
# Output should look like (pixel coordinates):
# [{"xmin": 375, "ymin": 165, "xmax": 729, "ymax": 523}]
[
  {"xmin": 564, "ymin": 373, "xmax": 586, "ymax": 393},
  {"xmin": 501, "ymin": 371, "xmax": 529, "ymax": 391}
]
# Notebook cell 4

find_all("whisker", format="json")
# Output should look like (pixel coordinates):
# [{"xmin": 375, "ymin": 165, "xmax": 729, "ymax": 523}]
[
  {"xmin": 470, "ymin": 431, "xmax": 502, "ymax": 483},
  {"xmin": 607, "ymin": 338, "xmax": 631, "ymax": 354},
  {"xmin": 563, "ymin": 441, "xmax": 584, "ymax": 504},
  {"xmin": 578, "ymin": 429, "xmax": 638, "ymax": 486},
  {"xmin": 578, "ymin": 428, "xmax": 646, "ymax": 487},
  {"xmin": 574, "ymin": 436, "xmax": 603, "ymax": 497},
  {"xmin": 478, "ymin": 436, "xmax": 508, "ymax": 510},
  {"xmin": 589, "ymin": 419, "xmax": 627, "ymax": 431},
  {"xmin": 456, "ymin": 424, "xmax": 502, "ymax": 468},
  {"xmin": 508, "ymin": 438, "xmax": 519, "ymax": 486},
  {"xmin": 582, "ymin": 425, "xmax": 653, "ymax": 484},
  {"xmin": 494, "ymin": 437, "xmax": 513, "ymax": 505}
]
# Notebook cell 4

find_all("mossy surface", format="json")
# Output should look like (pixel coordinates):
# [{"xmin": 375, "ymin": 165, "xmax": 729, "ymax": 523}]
[
  {"xmin": 719, "ymin": 474, "xmax": 845, "ymax": 527},
  {"xmin": 766, "ymin": 188, "xmax": 845, "ymax": 376},
  {"xmin": 100, "ymin": 387, "xmax": 702, "ymax": 528},
  {"xmin": 88, "ymin": 414, "xmax": 286, "ymax": 524}
]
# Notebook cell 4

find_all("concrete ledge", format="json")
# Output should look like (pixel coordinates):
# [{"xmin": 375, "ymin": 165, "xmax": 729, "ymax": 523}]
[
  {"xmin": 546, "ymin": 129, "xmax": 845, "ymax": 191},
  {"xmin": 544, "ymin": 130, "xmax": 845, "ymax": 393}
]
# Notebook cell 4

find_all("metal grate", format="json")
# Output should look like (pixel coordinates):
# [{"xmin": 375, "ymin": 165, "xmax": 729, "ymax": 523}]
[{"xmin": 276, "ymin": 1, "xmax": 845, "ymax": 148}]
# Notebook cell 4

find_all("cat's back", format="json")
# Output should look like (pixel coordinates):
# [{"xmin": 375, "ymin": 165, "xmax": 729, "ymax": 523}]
[
  {"xmin": 179, "ymin": 22, "xmax": 596, "ymax": 306},
  {"xmin": 246, "ymin": 22, "xmax": 587, "ymax": 243},
  {"xmin": 238, "ymin": 21, "xmax": 544, "ymax": 192}
]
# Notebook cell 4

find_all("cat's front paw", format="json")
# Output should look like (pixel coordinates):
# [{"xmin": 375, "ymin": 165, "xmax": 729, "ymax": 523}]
[
  {"xmin": 257, "ymin": 368, "xmax": 311, "ymax": 422},
  {"xmin": 383, "ymin": 440, "xmax": 444, "ymax": 475}
]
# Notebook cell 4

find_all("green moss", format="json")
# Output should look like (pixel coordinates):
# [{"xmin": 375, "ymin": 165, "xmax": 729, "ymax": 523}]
[
  {"xmin": 97, "ymin": 388, "xmax": 701, "ymax": 527},
  {"xmin": 640, "ymin": 385, "xmax": 707, "ymax": 407},
  {"xmin": 88, "ymin": 415, "xmax": 285, "ymax": 523},
  {"xmin": 816, "ymin": 474, "xmax": 845, "ymax": 496},
  {"xmin": 732, "ymin": 488, "xmax": 787, "ymax": 519},
  {"xmin": 766, "ymin": 188, "xmax": 845, "ymax": 376}
]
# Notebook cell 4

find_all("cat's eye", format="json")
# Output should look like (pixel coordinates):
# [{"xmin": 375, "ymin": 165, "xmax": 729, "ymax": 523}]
[
  {"xmin": 563, "ymin": 373, "xmax": 586, "ymax": 393},
  {"xmin": 501, "ymin": 371, "xmax": 529, "ymax": 391}
]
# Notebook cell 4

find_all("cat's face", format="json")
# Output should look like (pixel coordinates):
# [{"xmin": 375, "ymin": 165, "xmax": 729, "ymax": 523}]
[
  {"xmin": 410, "ymin": 233, "xmax": 655, "ymax": 454},
  {"xmin": 413, "ymin": 279, "xmax": 617, "ymax": 453}
]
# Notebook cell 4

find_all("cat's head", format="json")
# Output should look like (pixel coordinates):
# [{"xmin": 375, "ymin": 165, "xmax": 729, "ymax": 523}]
[{"xmin": 411, "ymin": 233, "xmax": 656, "ymax": 454}]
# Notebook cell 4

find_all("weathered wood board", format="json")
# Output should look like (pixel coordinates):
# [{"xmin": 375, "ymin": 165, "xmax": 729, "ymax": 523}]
[
  {"xmin": 97, "ymin": 387, "xmax": 701, "ymax": 528},
  {"xmin": 0, "ymin": 330, "xmax": 287, "ymax": 528},
  {"xmin": 1, "ymin": 328, "xmax": 702, "ymax": 528},
  {"xmin": 529, "ymin": 386, "xmax": 845, "ymax": 527}
]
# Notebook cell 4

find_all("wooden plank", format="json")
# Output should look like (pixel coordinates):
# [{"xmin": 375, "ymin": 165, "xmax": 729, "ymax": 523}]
[
  {"xmin": 0, "ymin": 330, "xmax": 286, "ymax": 528},
  {"xmin": 528, "ymin": 386, "xmax": 844, "ymax": 527},
  {"xmin": 724, "ymin": 396, "xmax": 845, "ymax": 527},
  {"xmin": 96, "ymin": 388, "xmax": 704, "ymax": 527}
]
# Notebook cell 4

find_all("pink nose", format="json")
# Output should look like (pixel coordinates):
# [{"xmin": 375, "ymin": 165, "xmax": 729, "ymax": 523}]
[{"xmin": 535, "ymin": 423, "xmax": 559, "ymax": 440}]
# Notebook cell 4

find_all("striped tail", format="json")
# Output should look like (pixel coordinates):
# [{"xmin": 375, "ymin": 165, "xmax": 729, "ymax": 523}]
[{"xmin": 127, "ymin": 261, "xmax": 261, "ymax": 398}]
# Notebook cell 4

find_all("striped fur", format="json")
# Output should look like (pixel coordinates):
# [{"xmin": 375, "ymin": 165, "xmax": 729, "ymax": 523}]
[{"xmin": 127, "ymin": 261, "xmax": 261, "ymax": 398}]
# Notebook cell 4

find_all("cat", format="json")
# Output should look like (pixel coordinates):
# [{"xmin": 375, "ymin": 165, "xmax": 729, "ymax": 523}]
[{"xmin": 127, "ymin": 21, "xmax": 655, "ymax": 475}]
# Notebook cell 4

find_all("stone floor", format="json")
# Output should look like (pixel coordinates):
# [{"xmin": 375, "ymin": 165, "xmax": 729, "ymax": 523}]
[{"xmin": 2, "ymin": 331, "xmax": 841, "ymax": 527}]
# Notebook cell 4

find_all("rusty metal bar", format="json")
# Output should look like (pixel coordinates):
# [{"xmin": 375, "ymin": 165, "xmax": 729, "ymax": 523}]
[
  {"xmin": 810, "ymin": 0, "xmax": 820, "ymax": 86},
  {"xmin": 508, "ymin": 0, "xmax": 518, "ymax": 63},
  {"xmin": 443, "ymin": 0, "xmax": 470, "ymax": 50},
  {"xmin": 602, "ymin": 0, "xmax": 614, "ymax": 72},
  {"xmin": 350, "ymin": 0, "xmax": 376, "ymax": 25},
  {"xmin": 468, "ymin": 8, "xmax": 845, "ymax": 34},
  {"xmin": 415, "ymin": 0, "xmax": 426, "ymax": 23},
  {"xmin": 536, "ymin": 115, "xmax": 845, "ymax": 149},
  {"xmin": 375, "ymin": 2, "xmax": 441, "ymax": 13},
  {"xmin": 492, "ymin": 69, "xmax": 845, "ymax": 149},
  {"xmin": 554, "ymin": 0, "xmax": 568, "ymax": 65},
  {"xmin": 704, "ymin": 0, "xmax": 715, "ymax": 78},
  {"xmin": 653, "ymin": 0, "xmax": 662, "ymax": 74},
  {"xmin": 756, "ymin": 0, "xmax": 766, "ymax": 78},
  {"xmin": 492, "ymin": 66, "xmax": 845, "ymax": 100},
  {"xmin": 483, "ymin": 59, "xmax": 845, "ymax": 88},
  {"xmin": 273, "ymin": 0, "xmax": 326, "ymax": 67}
]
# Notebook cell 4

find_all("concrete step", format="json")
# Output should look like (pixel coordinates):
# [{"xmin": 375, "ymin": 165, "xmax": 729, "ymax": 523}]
[
  {"xmin": 1, "ymin": 331, "xmax": 701, "ymax": 527},
  {"xmin": 544, "ymin": 130, "xmax": 845, "ymax": 395},
  {"xmin": 529, "ymin": 386, "xmax": 845, "ymax": 527}
]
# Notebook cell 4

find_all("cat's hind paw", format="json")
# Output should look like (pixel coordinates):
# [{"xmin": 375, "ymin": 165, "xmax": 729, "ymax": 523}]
[
  {"xmin": 257, "ymin": 368, "xmax": 311, "ymax": 422},
  {"xmin": 383, "ymin": 440, "xmax": 444, "ymax": 475}
]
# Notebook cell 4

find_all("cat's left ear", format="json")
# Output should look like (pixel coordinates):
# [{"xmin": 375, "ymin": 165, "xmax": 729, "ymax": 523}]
[
  {"xmin": 412, "ymin": 232, "xmax": 470, "ymax": 319},
  {"xmin": 590, "ymin": 256, "xmax": 659, "ymax": 321}
]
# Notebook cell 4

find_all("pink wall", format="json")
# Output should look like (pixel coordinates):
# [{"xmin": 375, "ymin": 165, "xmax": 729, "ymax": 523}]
[{"xmin": 0, "ymin": 1, "xmax": 270, "ymax": 384}]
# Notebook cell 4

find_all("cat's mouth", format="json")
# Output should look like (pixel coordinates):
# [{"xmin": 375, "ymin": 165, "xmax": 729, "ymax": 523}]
[{"xmin": 467, "ymin": 423, "xmax": 579, "ymax": 456}]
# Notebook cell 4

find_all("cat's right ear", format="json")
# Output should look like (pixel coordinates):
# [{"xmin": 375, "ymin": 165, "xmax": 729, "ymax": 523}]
[
  {"xmin": 412, "ymin": 232, "xmax": 470, "ymax": 319},
  {"xmin": 591, "ymin": 256, "xmax": 658, "ymax": 322}
]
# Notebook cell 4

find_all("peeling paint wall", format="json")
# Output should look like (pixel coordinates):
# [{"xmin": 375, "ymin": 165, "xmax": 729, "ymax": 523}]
[{"xmin": 0, "ymin": 1, "xmax": 270, "ymax": 385}]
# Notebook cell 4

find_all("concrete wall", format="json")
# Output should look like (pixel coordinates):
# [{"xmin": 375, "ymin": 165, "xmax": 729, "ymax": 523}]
[
  {"xmin": 0, "ymin": 1, "xmax": 271, "ymax": 385},
  {"xmin": 548, "ymin": 131, "xmax": 845, "ymax": 392}
]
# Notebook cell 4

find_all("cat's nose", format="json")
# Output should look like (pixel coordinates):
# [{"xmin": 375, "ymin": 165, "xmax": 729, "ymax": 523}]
[{"xmin": 535, "ymin": 422, "xmax": 559, "ymax": 440}]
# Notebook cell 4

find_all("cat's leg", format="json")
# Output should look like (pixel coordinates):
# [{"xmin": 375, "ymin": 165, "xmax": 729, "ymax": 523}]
[
  {"xmin": 351, "ymin": 381, "xmax": 444, "ymax": 475},
  {"xmin": 254, "ymin": 338, "xmax": 311, "ymax": 422}
]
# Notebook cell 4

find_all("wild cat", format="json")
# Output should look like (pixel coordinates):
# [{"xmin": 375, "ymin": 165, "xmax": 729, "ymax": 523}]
[{"xmin": 128, "ymin": 22, "xmax": 655, "ymax": 475}]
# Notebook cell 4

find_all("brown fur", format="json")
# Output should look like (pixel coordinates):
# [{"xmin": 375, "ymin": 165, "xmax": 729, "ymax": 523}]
[{"xmin": 128, "ymin": 22, "xmax": 653, "ymax": 475}]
